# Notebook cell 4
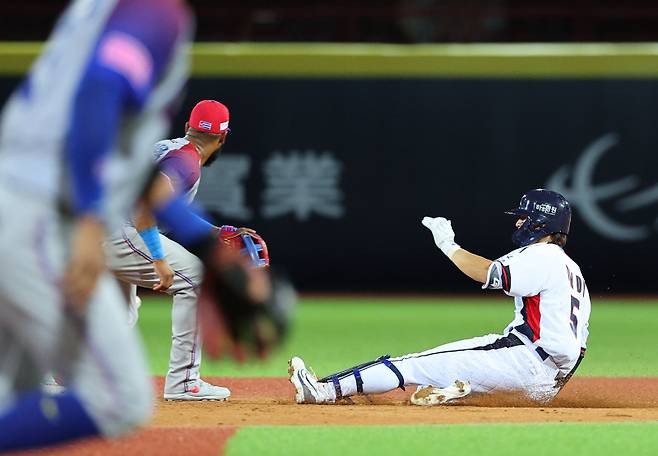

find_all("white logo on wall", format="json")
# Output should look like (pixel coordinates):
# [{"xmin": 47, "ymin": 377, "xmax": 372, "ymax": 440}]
[
  {"xmin": 197, "ymin": 150, "xmax": 344, "ymax": 222},
  {"xmin": 261, "ymin": 150, "xmax": 344, "ymax": 221},
  {"xmin": 546, "ymin": 133, "xmax": 658, "ymax": 242}
]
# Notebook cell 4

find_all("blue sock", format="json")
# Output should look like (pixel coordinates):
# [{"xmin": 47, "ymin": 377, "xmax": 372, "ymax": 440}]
[{"xmin": 0, "ymin": 389, "xmax": 100, "ymax": 451}]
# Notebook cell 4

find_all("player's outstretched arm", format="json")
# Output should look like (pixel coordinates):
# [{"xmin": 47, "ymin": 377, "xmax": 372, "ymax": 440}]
[
  {"xmin": 421, "ymin": 216, "xmax": 492, "ymax": 284},
  {"xmin": 448, "ymin": 249, "xmax": 493, "ymax": 284}
]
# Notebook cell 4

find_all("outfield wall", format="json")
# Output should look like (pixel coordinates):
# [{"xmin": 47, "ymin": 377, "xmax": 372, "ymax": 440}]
[{"xmin": 1, "ymin": 43, "xmax": 656, "ymax": 292}]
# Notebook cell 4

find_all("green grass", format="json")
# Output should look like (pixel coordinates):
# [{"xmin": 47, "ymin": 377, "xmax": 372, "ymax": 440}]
[
  {"xmin": 137, "ymin": 297, "xmax": 658, "ymax": 455},
  {"xmin": 225, "ymin": 422, "xmax": 658, "ymax": 456},
  {"xmin": 137, "ymin": 296, "xmax": 658, "ymax": 377}
]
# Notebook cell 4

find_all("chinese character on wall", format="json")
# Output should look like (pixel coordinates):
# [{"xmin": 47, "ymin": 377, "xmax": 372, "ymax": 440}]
[
  {"xmin": 261, "ymin": 150, "xmax": 344, "ymax": 221},
  {"xmin": 197, "ymin": 150, "xmax": 344, "ymax": 222}
]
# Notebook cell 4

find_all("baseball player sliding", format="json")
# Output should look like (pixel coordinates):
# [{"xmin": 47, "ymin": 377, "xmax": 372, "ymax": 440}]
[
  {"xmin": 290, "ymin": 189, "xmax": 591, "ymax": 405},
  {"xmin": 0, "ymin": 0, "xmax": 289, "ymax": 452},
  {"xmin": 106, "ymin": 100, "xmax": 260, "ymax": 401}
]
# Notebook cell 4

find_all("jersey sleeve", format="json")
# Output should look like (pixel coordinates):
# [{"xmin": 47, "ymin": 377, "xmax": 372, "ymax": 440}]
[
  {"xmin": 66, "ymin": 0, "xmax": 190, "ymax": 215},
  {"xmin": 153, "ymin": 141, "xmax": 171, "ymax": 162},
  {"xmin": 91, "ymin": 0, "xmax": 190, "ymax": 108},
  {"xmin": 158, "ymin": 154, "xmax": 199, "ymax": 195},
  {"xmin": 483, "ymin": 246, "xmax": 551, "ymax": 297}
]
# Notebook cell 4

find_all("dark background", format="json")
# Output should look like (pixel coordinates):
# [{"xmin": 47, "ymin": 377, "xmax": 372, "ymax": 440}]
[
  {"xmin": 39, "ymin": 76, "xmax": 651, "ymax": 294},
  {"xmin": 2, "ymin": 74, "xmax": 656, "ymax": 293},
  {"xmin": 4, "ymin": 0, "xmax": 658, "ymax": 43},
  {"xmin": 187, "ymin": 78, "xmax": 658, "ymax": 294},
  {"xmin": 1, "ymin": 1, "xmax": 656, "ymax": 294}
]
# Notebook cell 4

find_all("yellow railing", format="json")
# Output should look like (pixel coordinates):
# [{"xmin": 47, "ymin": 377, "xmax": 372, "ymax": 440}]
[{"xmin": 3, "ymin": 42, "xmax": 658, "ymax": 78}]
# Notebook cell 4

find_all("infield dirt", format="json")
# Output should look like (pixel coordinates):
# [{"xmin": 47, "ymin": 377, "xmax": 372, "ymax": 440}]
[{"xmin": 18, "ymin": 376, "xmax": 658, "ymax": 456}]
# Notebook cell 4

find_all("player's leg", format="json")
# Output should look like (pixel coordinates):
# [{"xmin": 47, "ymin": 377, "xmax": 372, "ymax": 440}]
[
  {"xmin": 64, "ymin": 272, "xmax": 153, "ymax": 436},
  {"xmin": 106, "ymin": 226, "xmax": 203, "ymax": 391},
  {"xmin": 0, "ymin": 186, "xmax": 95, "ymax": 451},
  {"xmin": 0, "ymin": 188, "xmax": 151, "ymax": 451},
  {"xmin": 0, "ymin": 276, "xmax": 153, "ymax": 449},
  {"xmin": 0, "ymin": 323, "xmax": 46, "ymax": 401},
  {"xmin": 290, "ymin": 334, "xmax": 501, "ymax": 404},
  {"xmin": 0, "ymin": 304, "xmax": 102, "ymax": 452},
  {"xmin": 291, "ymin": 333, "xmax": 559, "ymax": 404},
  {"xmin": 396, "ymin": 334, "xmax": 559, "ymax": 401},
  {"xmin": 326, "ymin": 334, "xmax": 509, "ymax": 397},
  {"xmin": 107, "ymin": 226, "xmax": 229, "ymax": 400},
  {"xmin": 157, "ymin": 234, "xmax": 231, "ymax": 400}
]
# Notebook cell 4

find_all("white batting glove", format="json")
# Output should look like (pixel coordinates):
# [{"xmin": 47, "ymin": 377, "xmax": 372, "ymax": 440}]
[{"xmin": 421, "ymin": 216, "xmax": 461, "ymax": 259}]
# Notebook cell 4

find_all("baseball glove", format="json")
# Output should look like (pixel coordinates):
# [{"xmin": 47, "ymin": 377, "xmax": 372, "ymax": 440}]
[
  {"xmin": 217, "ymin": 225, "xmax": 270, "ymax": 268},
  {"xmin": 196, "ymin": 239, "xmax": 294, "ymax": 361}
]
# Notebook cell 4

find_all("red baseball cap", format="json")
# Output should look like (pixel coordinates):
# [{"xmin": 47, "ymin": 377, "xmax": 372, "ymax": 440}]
[{"xmin": 188, "ymin": 100, "xmax": 230, "ymax": 134}]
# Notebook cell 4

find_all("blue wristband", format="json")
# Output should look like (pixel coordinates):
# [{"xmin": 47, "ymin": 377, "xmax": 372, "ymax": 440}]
[{"xmin": 138, "ymin": 227, "xmax": 165, "ymax": 261}]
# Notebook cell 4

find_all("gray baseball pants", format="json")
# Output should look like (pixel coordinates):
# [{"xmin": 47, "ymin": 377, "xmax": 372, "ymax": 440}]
[
  {"xmin": 0, "ymin": 184, "xmax": 152, "ymax": 437},
  {"xmin": 105, "ymin": 226, "xmax": 203, "ymax": 395}
]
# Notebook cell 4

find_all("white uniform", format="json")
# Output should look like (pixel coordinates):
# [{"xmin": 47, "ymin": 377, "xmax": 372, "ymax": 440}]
[
  {"xmin": 493, "ymin": 242, "xmax": 591, "ymax": 377},
  {"xmin": 105, "ymin": 137, "xmax": 205, "ymax": 395},
  {"xmin": 325, "ymin": 242, "xmax": 590, "ymax": 402},
  {"xmin": 0, "ymin": 0, "xmax": 191, "ymax": 437}
]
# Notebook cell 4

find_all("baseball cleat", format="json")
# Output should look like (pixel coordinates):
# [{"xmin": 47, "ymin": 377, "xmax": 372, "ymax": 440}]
[
  {"xmin": 288, "ymin": 356, "xmax": 333, "ymax": 404},
  {"xmin": 164, "ymin": 379, "xmax": 231, "ymax": 401},
  {"xmin": 410, "ymin": 380, "xmax": 471, "ymax": 406}
]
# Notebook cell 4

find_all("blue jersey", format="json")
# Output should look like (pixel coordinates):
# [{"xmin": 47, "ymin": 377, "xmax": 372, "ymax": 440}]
[{"xmin": 0, "ymin": 0, "xmax": 192, "ymax": 226}]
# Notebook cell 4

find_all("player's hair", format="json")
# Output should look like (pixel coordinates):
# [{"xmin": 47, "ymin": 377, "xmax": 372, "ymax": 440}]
[
  {"xmin": 186, "ymin": 127, "xmax": 223, "ymax": 144},
  {"xmin": 549, "ymin": 233, "xmax": 568, "ymax": 248}
]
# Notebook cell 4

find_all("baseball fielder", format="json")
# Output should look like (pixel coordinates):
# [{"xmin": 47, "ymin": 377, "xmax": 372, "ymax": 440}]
[
  {"xmin": 105, "ymin": 100, "xmax": 255, "ymax": 401},
  {"xmin": 0, "ymin": 1, "xmax": 288, "ymax": 450},
  {"xmin": 0, "ymin": 0, "xmax": 195, "ymax": 450},
  {"xmin": 289, "ymin": 189, "xmax": 591, "ymax": 405}
]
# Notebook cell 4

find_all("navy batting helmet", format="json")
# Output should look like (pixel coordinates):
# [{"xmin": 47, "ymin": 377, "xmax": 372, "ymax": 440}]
[{"xmin": 505, "ymin": 189, "xmax": 571, "ymax": 247}]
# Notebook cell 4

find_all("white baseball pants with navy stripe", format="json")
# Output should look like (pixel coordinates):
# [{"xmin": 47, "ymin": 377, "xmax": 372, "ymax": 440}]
[{"xmin": 327, "ymin": 332, "xmax": 561, "ymax": 402}]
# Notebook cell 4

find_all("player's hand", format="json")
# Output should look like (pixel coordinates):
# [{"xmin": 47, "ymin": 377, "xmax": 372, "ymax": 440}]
[
  {"xmin": 64, "ymin": 215, "xmax": 106, "ymax": 313},
  {"xmin": 421, "ymin": 216, "xmax": 460, "ymax": 258},
  {"xmin": 152, "ymin": 259, "xmax": 175, "ymax": 292}
]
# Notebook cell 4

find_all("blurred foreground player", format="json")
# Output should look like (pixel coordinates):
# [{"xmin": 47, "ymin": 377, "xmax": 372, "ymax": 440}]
[
  {"xmin": 0, "ymin": 0, "xmax": 291, "ymax": 452},
  {"xmin": 106, "ymin": 100, "xmax": 267, "ymax": 401},
  {"xmin": 289, "ymin": 189, "xmax": 590, "ymax": 405}
]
